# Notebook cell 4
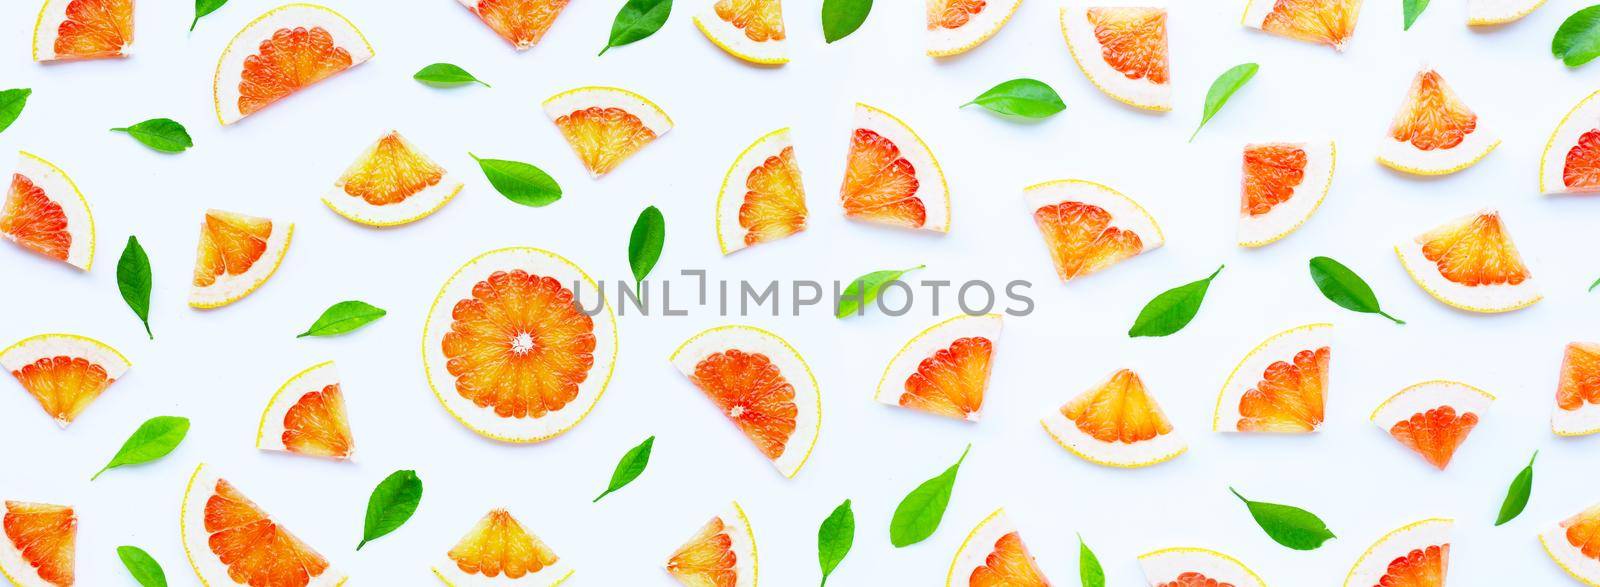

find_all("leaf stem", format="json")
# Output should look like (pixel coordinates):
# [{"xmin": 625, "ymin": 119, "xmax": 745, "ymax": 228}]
[
  {"xmin": 1378, "ymin": 310, "xmax": 1405, "ymax": 325},
  {"xmin": 90, "ymin": 467, "xmax": 108, "ymax": 481}
]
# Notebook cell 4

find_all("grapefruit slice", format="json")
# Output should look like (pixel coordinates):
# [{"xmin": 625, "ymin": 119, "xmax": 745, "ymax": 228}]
[
  {"xmin": 666, "ymin": 503, "xmax": 756, "ymax": 587},
  {"xmin": 1025, "ymin": 179, "xmax": 1163, "ymax": 283},
  {"xmin": 1395, "ymin": 209, "xmax": 1540, "ymax": 313},
  {"xmin": 543, "ymin": 86, "xmax": 672, "ymax": 178},
  {"xmin": 1060, "ymin": 4, "xmax": 1171, "ymax": 111},
  {"xmin": 1139, "ymin": 547, "xmax": 1267, "ymax": 587},
  {"xmin": 2, "ymin": 152, "xmax": 94, "ymax": 270},
  {"xmin": 180, "ymin": 464, "xmax": 345, "ymax": 587},
  {"xmin": 212, "ymin": 3, "xmax": 373, "ymax": 125},
  {"xmin": 1, "ymin": 333, "xmax": 129, "ymax": 428},
  {"xmin": 32, "ymin": 0, "xmax": 132, "ymax": 62},
  {"xmin": 1043, "ymin": 368, "xmax": 1186, "ymax": 468},
  {"xmin": 947, "ymin": 509, "xmax": 1050, "ymax": 587},
  {"xmin": 1370, "ymin": 380, "xmax": 1493, "ymax": 470},
  {"xmin": 1237, "ymin": 141, "xmax": 1336, "ymax": 247},
  {"xmin": 1377, "ymin": 68, "xmax": 1498, "ymax": 176},
  {"xmin": 323, "ymin": 131, "xmax": 462, "ymax": 227},
  {"xmin": 1214, "ymin": 323, "xmax": 1331, "ymax": 433},
  {"xmin": 1542, "ymin": 501, "xmax": 1600, "ymax": 587},
  {"xmin": 1539, "ymin": 89, "xmax": 1600, "ymax": 195},
  {"xmin": 188, "ymin": 209, "xmax": 293, "ymax": 309},
  {"xmin": 1468, "ymin": 0, "xmax": 1545, "ymax": 25},
  {"xmin": 432, "ymin": 509, "xmax": 574, "ymax": 586},
  {"xmin": 693, "ymin": 0, "xmax": 788, "ymax": 65},
  {"xmin": 422, "ymin": 247, "xmax": 617, "ymax": 443},
  {"xmin": 927, "ymin": 0, "xmax": 1023, "ymax": 57},
  {"xmin": 256, "ymin": 361, "xmax": 355, "ymax": 460},
  {"xmin": 0, "ymin": 501, "xmax": 74, "ymax": 587},
  {"xmin": 839, "ymin": 103, "xmax": 951, "ymax": 232},
  {"xmin": 458, "ymin": 0, "xmax": 570, "ymax": 50},
  {"xmin": 1344, "ymin": 518, "xmax": 1452, "ymax": 587},
  {"xmin": 875, "ymin": 314, "xmax": 1001, "ymax": 422},
  {"xmin": 716, "ymin": 128, "xmax": 808, "ymax": 255},
  {"xmin": 1243, "ymin": 0, "xmax": 1363, "ymax": 50},
  {"xmin": 671, "ymin": 325, "xmax": 821, "ymax": 478},
  {"xmin": 1554, "ymin": 342, "xmax": 1600, "ymax": 437}
]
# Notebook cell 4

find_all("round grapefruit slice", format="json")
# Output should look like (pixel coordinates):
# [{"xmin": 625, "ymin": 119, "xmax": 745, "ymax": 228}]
[
  {"xmin": 1060, "ymin": 4, "xmax": 1171, "ymax": 112},
  {"xmin": 693, "ymin": 0, "xmax": 788, "ymax": 65},
  {"xmin": 1542, "ymin": 501, "xmax": 1600, "ymax": 587},
  {"xmin": 1540, "ymin": 89, "xmax": 1600, "ymax": 195},
  {"xmin": 2, "ymin": 151, "xmax": 94, "ymax": 270},
  {"xmin": 256, "ymin": 361, "xmax": 355, "ymax": 460},
  {"xmin": 323, "ymin": 131, "xmax": 462, "ymax": 227},
  {"xmin": 1377, "ymin": 68, "xmax": 1498, "ymax": 176},
  {"xmin": 1554, "ymin": 342, "xmax": 1600, "ymax": 437},
  {"xmin": 0, "ymin": 501, "xmax": 74, "ymax": 587},
  {"xmin": 1139, "ymin": 547, "xmax": 1267, "ymax": 587},
  {"xmin": 32, "ymin": 0, "xmax": 132, "ymax": 62},
  {"xmin": 1344, "ymin": 518, "xmax": 1452, "ymax": 587},
  {"xmin": 543, "ymin": 86, "xmax": 672, "ymax": 178},
  {"xmin": 422, "ymin": 247, "xmax": 617, "ymax": 443},
  {"xmin": 1043, "ymin": 368, "xmax": 1186, "ymax": 468},
  {"xmin": 1025, "ymin": 179, "xmax": 1163, "ymax": 283},
  {"xmin": 188, "ymin": 209, "xmax": 293, "ymax": 309},
  {"xmin": 1, "ymin": 333, "xmax": 129, "ymax": 428},
  {"xmin": 432, "ymin": 509, "xmax": 574, "ymax": 586},
  {"xmin": 876, "ymin": 313, "xmax": 1001, "ymax": 422},
  {"xmin": 1469, "ymin": 0, "xmax": 1545, "ymax": 25},
  {"xmin": 1370, "ymin": 380, "xmax": 1493, "ymax": 470},
  {"xmin": 212, "ymin": 3, "xmax": 374, "ymax": 125},
  {"xmin": 1214, "ymin": 323, "xmax": 1331, "ymax": 433},
  {"xmin": 671, "ymin": 325, "xmax": 820, "ymax": 478},
  {"xmin": 1243, "ymin": 0, "xmax": 1363, "ymax": 50},
  {"xmin": 180, "ymin": 464, "xmax": 345, "ymax": 587},
  {"xmin": 458, "ymin": 0, "xmax": 571, "ymax": 50},
  {"xmin": 927, "ymin": 0, "xmax": 1023, "ymax": 57},
  {"xmin": 1237, "ymin": 141, "xmax": 1335, "ymax": 247},
  {"xmin": 717, "ymin": 128, "xmax": 808, "ymax": 255},
  {"xmin": 839, "ymin": 103, "xmax": 950, "ymax": 232},
  {"xmin": 1395, "ymin": 209, "xmax": 1540, "ymax": 313},
  {"xmin": 947, "ymin": 509, "xmax": 1050, "ymax": 587},
  {"xmin": 666, "ymin": 502, "xmax": 756, "ymax": 587}
]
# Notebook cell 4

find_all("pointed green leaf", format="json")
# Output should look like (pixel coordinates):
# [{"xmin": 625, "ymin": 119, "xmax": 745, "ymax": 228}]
[
  {"xmin": 0, "ymin": 89, "xmax": 30, "ymax": 135},
  {"xmin": 298, "ymin": 300, "xmax": 386, "ymax": 338},
  {"xmin": 470, "ymin": 153, "xmax": 561, "ymax": 207},
  {"xmin": 1403, "ymin": 0, "xmax": 1430, "ymax": 30},
  {"xmin": 1230, "ymin": 487, "xmax": 1336, "ymax": 550},
  {"xmin": 1190, "ymin": 63, "xmax": 1259, "ymax": 141},
  {"xmin": 889, "ymin": 445, "xmax": 970, "ymax": 547},
  {"xmin": 1309, "ymin": 256, "xmax": 1404, "ymax": 324},
  {"xmin": 628, "ymin": 207, "xmax": 666, "ymax": 289},
  {"xmin": 111, "ymin": 119, "xmax": 193, "ymax": 153},
  {"xmin": 414, "ymin": 63, "xmax": 490, "ymax": 87},
  {"xmin": 594, "ymin": 436, "xmax": 654, "ymax": 502},
  {"xmin": 1128, "ymin": 265, "xmax": 1223, "ymax": 337},
  {"xmin": 117, "ymin": 546, "xmax": 167, "ymax": 587},
  {"xmin": 1078, "ymin": 534, "xmax": 1105, "ymax": 587},
  {"xmin": 821, "ymin": 0, "xmax": 873, "ymax": 43},
  {"xmin": 359, "ymin": 470, "xmax": 423, "ymax": 550},
  {"xmin": 962, "ymin": 78, "xmax": 1065, "ymax": 119},
  {"xmin": 836, "ymin": 265, "xmax": 923, "ymax": 319},
  {"xmin": 1495, "ymin": 451, "xmax": 1537, "ymax": 526},
  {"xmin": 191, "ymin": 0, "xmax": 229, "ymax": 30},
  {"xmin": 93, "ymin": 416, "xmax": 190, "ymax": 480},
  {"xmin": 601, "ymin": 0, "xmax": 672, "ymax": 55},
  {"xmin": 817, "ymin": 499, "xmax": 854, "ymax": 585},
  {"xmin": 117, "ymin": 236, "xmax": 153, "ymax": 339},
  {"xmin": 1554, "ymin": 5, "xmax": 1600, "ymax": 67}
]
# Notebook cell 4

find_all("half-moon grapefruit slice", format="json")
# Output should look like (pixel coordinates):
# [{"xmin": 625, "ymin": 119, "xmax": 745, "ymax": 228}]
[
  {"xmin": 432, "ymin": 509, "xmax": 574, "ymax": 586},
  {"xmin": 1, "ymin": 333, "xmax": 129, "ymax": 428},
  {"xmin": 1060, "ymin": 3, "xmax": 1171, "ymax": 112},
  {"xmin": 543, "ymin": 86, "xmax": 672, "ymax": 178},
  {"xmin": 1344, "ymin": 518, "xmax": 1452, "ymax": 587},
  {"xmin": 180, "ymin": 463, "xmax": 345, "ymax": 587},
  {"xmin": 1214, "ymin": 323, "xmax": 1331, "ymax": 433},
  {"xmin": 667, "ymin": 503, "xmax": 756, "ymax": 587},
  {"xmin": 256, "ymin": 361, "xmax": 354, "ymax": 460},
  {"xmin": 1540, "ymin": 89, "xmax": 1600, "ymax": 195},
  {"xmin": 1370, "ymin": 380, "xmax": 1493, "ymax": 470},
  {"xmin": 422, "ymin": 247, "xmax": 617, "ymax": 443},
  {"xmin": 671, "ymin": 325, "xmax": 820, "ymax": 478},
  {"xmin": 32, "ymin": 0, "xmax": 132, "ymax": 61},
  {"xmin": 1377, "ymin": 68, "xmax": 1498, "ymax": 176},
  {"xmin": 1139, "ymin": 547, "xmax": 1267, "ymax": 587},
  {"xmin": 717, "ymin": 128, "xmax": 807, "ymax": 254},
  {"xmin": 1468, "ymin": 0, "xmax": 1545, "ymax": 25},
  {"xmin": 1237, "ymin": 140, "xmax": 1335, "ymax": 247},
  {"xmin": 1542, "ymin": 501, "xmax": 1600, "ymax": 587},
  {"xmin": 947, "ymin": 509, "xmax": 1050, "ymax": 587},
  {"xmin": 1243, "ymin": 0, "xmax": 1363, "ymax": 50},
  {"xmin": 693, "ymin": 0, "xmax": 788, "ymax": 65},
  {"xmin": 1554, "ymin": 342, "xmax": 1600, "ymax": 437},
  {"xmin": 458, "ymin": 0, "xmax": 571, "ymax": 50},
  {"xmin": 188, "ymin": 209, "xmax": 293, "ymax": 309},
  {"xmin": 927, "ymin": 0, "xmax": 1023, "ymax": 57},
  {"xmin": 2, "ymin": 151, "xmax": 94, "ymax": 270},
  {"xmin": 875, "ymin": 314, "xmax": 1001, "ymax": 422},
  {"xmin": 1025, "ymin": 179, "xmax": 1163, "ymax": 283},
  {"xmin": 0, "ymin": 501, "xmax": 74, "ymax": 587},
  {"xmin": 1395, "ymin": 209, "xmax": 1540, "ymax": 313},
  {"xmin": 839, "ymin": 103, "xmax": 950, "ymax": 232},
  {"xmin": 323, "ymin": 131, "xmax": 462, "ymax": 227},
  {"xmin": 1043, "ymin": 368, "xmax": 1186, "ymax": 468},
  {"xmin": 213, "ymin": 3, "xmax": 373, "ymax": 125}
]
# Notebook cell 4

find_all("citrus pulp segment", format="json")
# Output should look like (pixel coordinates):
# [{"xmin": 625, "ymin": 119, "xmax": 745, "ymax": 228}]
[
  {"xmin": 1344, "ymin": 518, "xmax": 1452, "ymax": 587},
  {"xmin": 422, "ymin": 247, "xmax": 617, "ymax": 443},
  {"xmin": 670, "ymin": 325, "xmax": 820, "ymax": 478},
  {"xmin": 1024, "ymin": 179, "xmax": 1163, "ymax": 283},
  {"xmin": 1554, "ymin": 342, "xmax": 1600, "ymax": 437},
  {"xmin": 838, "ymin": 103, "xmax": 950, "ymax": 232},
  {"xmin": 1468, "ymin": 0, "xmax": 1545, "ymax": 25},
  {"xmin": 1042, "ymin": 368, "xmax": 1186, "ymax": 468},
  {"xmin": 875, "ymin": 313, "xmax": 1001, "ymax": 422},
  {"xmin": 0, "ymin": 501, "xmax": 74, "ymax": 587},
  {"xmin": 1214, "ymin": 323, "xmax": 1331, "ymax": 433},
  {"xmin": 432, "ymin": 509, "xmax": 574, "ymax": 586},
  {"xmin": 716, "ymin": 128, "xmax": 808, "ymax": 255},
  {"xmin": 180, "ymin": 463, "xmax": 346, "ymax": 587},
  {"xmin": 457, "ymin": 0, "xmax": 571, "ymax": 50},
  {"xmin": 32, "ymin": 0, "xmax": 132, "ymax": 62},
  {"xmin": 542, "ymin": 86, "xmax": 672, "ymax": 178},
  {"xmin": 0, "ymin": 333, "xmax": 129, "ymax": 428},
  {"xmin": 1370, "ymin": 380, "xmax": 1493, "ymax": 470},
  {"xmin": 1237, "ymin": 140, "xmax": 1335, "ymax": 247},
  {"xmin": 323, "ymin": 131, "xmax": 462, "ymax": 227},
  {"xmin": 256, "ymin": 361, "xmax": 355, "ymax": 460},
  {"xmin": 666, "ymin": 503, "xmax": 757, "ymax": 587},
  {"xmin": 1540, "ymin": 89, "xmax": 1600, "ymax": 195},
  {"xmin": 1394, "ymin": 209, "xmax": 1540, "ymax": 313},
  {"xmin": 212, "ymin": 3, "xmax": 373, "ymax": 125},
  {"xmin": 927, "ymin": 0, "xmax": 1023, "ymax": 57},
  {"xmin": 187, "ymin": 209, "xmax": 293, "ymax": 309},
  {"xmin": 1377, "ymin": 68, "xmax": 1498, "ymax": 176},
  {"xmin": 1542, "ymin": 501, "xmax": 1600, "ymax": 587},
  {"xmin": 1060, "ymin": 3, "xmax": 1171, "ymax": 111},
  {"xmin": 2, "ymin": 152, "xmax": 94, "ymax": 270},
  {"xmin": 1138, "ymin": 547, "xmax": 1267, "ymax": 587},
  {"xmin": 693, "ymin": 0, "xmax": 788, "ymax": 65},
  {"xmin": 1242, "ymin": 0, "xmax": 1363, "ymax": 50},
  {"xmin": 947, "ymin": 509, "xmax": 1050, "ymax": 587}
]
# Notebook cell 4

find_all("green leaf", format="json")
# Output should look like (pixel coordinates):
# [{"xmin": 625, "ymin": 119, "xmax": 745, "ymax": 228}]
[
  {"xmin": 889, "ymin": 444, "xmax": 970, "ymax": 547},
  {"xmin": 1554, "ymin": 5, "xmax": 1600, "ymax": 67},
  {"xmin": 111, "ymin": 119, "xmax": 193, "ymax": 153},
  {"xmin": 297, "ymin": 300, "xmax": 386, "ymax": 338},
  {"xmin": 1128, "ymin": 265, "xmax": 1223, "ymax": 337},
  {"xmin": 1495, "ymin": 451, "xmax": 1537, "ymax": 526},
  {"xmin": 1078, "ymin": 534, "xmax": 1105, "ymax": 587},
  {"xmin": 1309, "ymin": 256, "xmax": 1404, "ymax": 324},
  {"xmin": 600, "ymin": 0, "xmax": 672, "ymax": 55},
  {"xmin": 117, "ymin": 546, "xmax": 167, "ymax": 587},
  {"xmin": 1229, "ymin": 487, "xmax": 1336, "ymax": 550},
  {"xmin": 817, "ymin": 499, "xmax": 854, "ymax": 586},
  {"xmin": 1590, "ymin": 275, "xmax": 1600, "ymax": 292},
  {"xmin": 628, "ymin": 206, "xmax": 666, "ymax": 289},
  {"xmin": 594, "ymin": 436, "xmax": 654, "ymax": 502},
  {"xmin": 117, "ymin": 236, "xmax": 153, "ymax": 339},
  {"xmin": 836, "ymin": 265, "xmax": 924, "ymax": 319},
  {"xmin": 821, "ymin": 0, "xmax": 873, "ymax": 43},
  {"xmin": 92, "ymin": 416, "xmax": 190, "ymax": 481},
  {"xmin": 1190, "ymin": 63, "xmax": 1259, "ymax": 141},
  {"xmin": 470, "ymin": 153, "xmax": 562, "ymax": 207},
  {"xmin": 413, "ymin": 63, "xmax": 490, "ymax": 87},
  {"xmin": 1402, "ymin": 0, "xmax": 1430, "ymax": 30},
  {"xmin": 0, "ymin": 89, "xmax": 30, "ymax": 135},
  {"xmin": 191, "ymin": 0, "xmax": 228, "ymax": 30},
  {"xmin": 962, "ymin": 79, "xmax": 1066, "ymax": 119},
  {"xmin": 359, "ymin": 470, "xmax": 423, "ymax": 550}
]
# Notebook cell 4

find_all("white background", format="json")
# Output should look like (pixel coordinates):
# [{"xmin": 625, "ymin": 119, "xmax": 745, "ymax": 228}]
[{"xmin": 2, "ymin": 0, "xmax": 1599, "ymax": 585}]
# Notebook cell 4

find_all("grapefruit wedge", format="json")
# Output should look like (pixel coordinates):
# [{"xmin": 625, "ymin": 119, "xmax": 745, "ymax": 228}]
[
  {"xmin": 1377, "ymin": 68, "xmax": 1498, "ymax": 176},
  {"xmin": 1370, "ymin": 380, "xmax": 1493, "ymax": 470},
  {"xmin": 181, "ymin": 464, "xmax": 345, "ymax": 587},
  {"xmin": 693, "ymin": 0, "xmax": 788, "ymax": 65},
  {"xmin": 422, "ymin": 247, "xmax": 617, "ymax": 443},
  {"xmin": 1469, "ymin": 0, "xmax": 1545, "ymax": 25},
  {"xmin": 876, "ymin": 314, "xmax": 1001, "ymax": 422},
  {"xmin": 543, "ymin": 87, "xmax": 672, "ymax": 178},
  {"xmin": 1238, "ymin": 141, "xmax": 1335, "ymax": 247},
  {"xmin": 2, "ymin": 151, "xmax": 94, "ymax": 270},
  {"xmin": 1139, "ymin": 547, "xmax": 1267, "ymax": 587},
  {"xmin": 1542, "ymin": 501, "xmax": 1600, "ymax": 587},
  {"xmin": 1043, "ymin": 368, "xmax": 1186, "ymax": 468},
  {"xmin": 671, "ymin": 325, "xmax": 820, "ymax": 478},
  {"xmin": 927, "ymin": 0, "xmax": 1023, "ymax": 57},
  {"xmin": 1025, "ymin": 180, "xmax": 1163, "ymax": 283},
  {"xmin": 1060, "ymin": 4, "xmax": 1171, "ymax": 111},
  {"xmin": 1243, "ymin": 0, "xmax": 1363, "ymax": 50},
  {"xmin": 213, "ymin": 3, "xmax": 373, "ymax": 125},
  {"xmin": 188, "ymin": 209, "xmax": 293, "ymax": 309},
  {"xmin": 0, "ymin": 501, "xmax": 74, "ymax": 587},
  {"xmin": 1, "ymin": 333, "xmax": 129, "ymax": 428},
  {"xmin": 432, "ymin": 509, "xmax": 573, "ymax": 586},
  {"xmin": 458, "ymin": 0, "xmax": 571, "ymax": 50},
  {"xmin": 1540, "ymin": 89, "xmax": 1600, "ymax": 195},
  {"xmin": 1554, "ymin": 342, "xmax": 1600, "ymax": 437},
  {"xmin": 1395, "ymin": 209, "xmax": 1539, "ymax": 313},
  {"xmin": 1215, "ymin": 323, "xmax": 1331, "ymax": 433},
  {"xmin": 717, "ymin": 128, "xmax": 807, "ymax": 255},
  {"xmin": 32, "ymin": 0, "xmax": 132, "ymax": 61},
  {"xmin": 947, "ymin": 509, "xmax": 1050, "ymax": 587},
  {"xmin": 256, "ymin": 361, "xmax": 355, "ymax": 460},
  {"xmin": 1344, "ymin": 518, "xmax": 1452, "ymax": 587},
  {"xmin": 839, "ymin": 103, "xmax": 950, "ymax": 232},
  {"xmin": 323, "ymin": 131, "xmax": 462, "ymax": 227},
  {"xmin": 666, "ymin": 503, "xmax": 757, "ymax": 587}
]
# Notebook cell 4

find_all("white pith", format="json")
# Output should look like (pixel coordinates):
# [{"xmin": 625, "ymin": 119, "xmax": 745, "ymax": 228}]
[{"xmin": 1237, "ymin": 140, "xmax": 1335, "ymax": 247}]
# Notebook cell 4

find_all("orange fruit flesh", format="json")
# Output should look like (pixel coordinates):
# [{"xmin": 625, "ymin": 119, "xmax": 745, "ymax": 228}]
[
  {"xmin": 691, "ymin": 349, "xmax": 797, "ymax": 461},
  {"xmin": 1064, "ymin": 369, "xmax": 1172, "ymax": 443},
  {"xmin": 1260, "ymin": 0, "xmax": 1360, "ymax": 49},
  {"xmin": 1390, "ymin": 71, "xmax": 1477, "ymax": 152},
  {"xmin": 1237, "ymin": 347, "xmax": 1329, "ymax": 432},
  {"xmin": 1563, "ymin": 504, "xmax": 1600, "ymax": 561},
  {"xmin": 839, "ymin": 128, "xmax": 926, "ymax": 229},
  {"xmin": 281, "ymin": 384, "xmax": 353, "ymax": 458},
  {"xmin": 237, "ymin": 26, "xmax": 354, "ymax": 118},
  {"xmin": 341, "ymin": 133, "xmax": 444, "ymax": 206},
  {"xmin": 471, "ymin": 0, "xmax": 570, "ymax": 48},
  {"xmin": 928, "ymin": 0, "xmax": 986, "ymax": 30},
  {"xmin": 715, "ymin": 0, "xmax": 786, "ymax": 42},
  {"xmin": 441, "ymin": 270, "xmax": 596, "ymax": 419},
  {"xmin": 3, "ymin": 502, "xmax": 74, "ymax": 587},
  {"xmin": 738, "ymin": 145, "xmax": 807, "ymax": 246},
  {"xmin": 1559, "ymin": 343, "xmax": 1600, "ymax": 411},
  {"xmin": 897, "ymin": 336, "xmax": 993, "ymax": 419},
  {"xmin": 1377, "ymin": 544, "xmax": 1448, "ymax": 587},
  {"xmin": 667, "ymin": 517, "xmax": 737, "ymax": 586},
  {"xmin": 970, "ymin": 531, "xmax": 1049, "ymax": 587},
  {"xmin": 448, "ymin": 510, "xmax": 558, "ymax": 579},
  {"xmin": 204, "ymin": 479, "xmax": 330, "ymax": 587},
  {"xmin": 10, "ymin": 355, "xmax": 112, "ymax": 424},
  {"xmin": 1088, "ymin": 8, "xmax": 1169, "ymax": 84},
  {"xmin": 1, "ymin": 174, "xmax": 71, "ymax": 263},
  {"xmin": 52, "ymin": 0, "xmax": 133, "ymax": 59},
  {"xmin": 193, "ymin": 210, "xmax": 272, "ymax": 288},
  {"xmin": 1418, "ymin": 212, "xmax": 1529, "ymax": 287},
  {"xmin": 1564, "ymin": 129, "xmax": 1600, "ymax": 192},
  {"xmin": 1157, "ymin": 573, "xmax": 1236, "ymax": 587},
  {"xmin": 1033, "ymin": 201, "xmax": 1143, "ymax": 281},
  {"xmin": 1389, "ymin": 406, "xmax": 1479, "ymax": 470},
  {"xmin": 554, "ymin": 107, "xmax": 656, "ymax": 176},
  {"xmin": 1241, "ymin": 144, "xmax": 1306, "ymax": 216}
]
